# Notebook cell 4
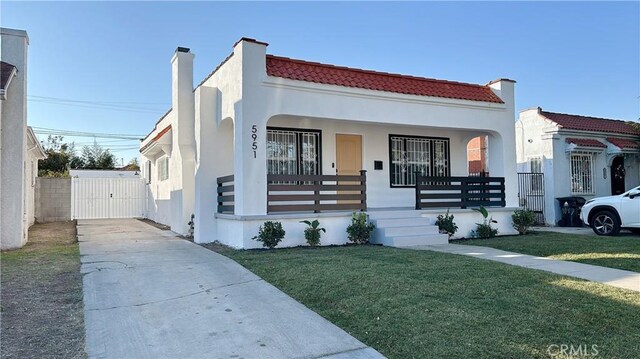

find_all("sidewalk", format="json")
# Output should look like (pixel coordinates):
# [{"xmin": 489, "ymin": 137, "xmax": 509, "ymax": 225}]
[
  {"xmin": 411, "ymin": 244, "xmax": 640, "ymax": 292},
  {"xmin": 79, "ymin": 219, "xmax": 384, "ymax": 359}
]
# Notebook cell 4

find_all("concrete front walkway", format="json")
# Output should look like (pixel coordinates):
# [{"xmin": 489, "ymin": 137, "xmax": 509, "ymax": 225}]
[
  {"xmin": 78, "ymin": 219, "xmax": 384, "ymax": 359},
  {"xmin": 412, "ymin": 244, "xmax": 640, "ymax": 292}
]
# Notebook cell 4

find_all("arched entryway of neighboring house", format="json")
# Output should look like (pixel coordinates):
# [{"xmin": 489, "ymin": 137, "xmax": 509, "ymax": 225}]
[
  {"xmin": 611, "ymin": 156, "xmax": 626, "ymax": 195},
  {"xmin": 467, "ymin": 135, "xmax": 488, "ymax": 176}
]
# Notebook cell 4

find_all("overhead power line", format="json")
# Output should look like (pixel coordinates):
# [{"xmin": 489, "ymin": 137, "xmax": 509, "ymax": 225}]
[
  {"xmin": 29, "ymin": 95, "xmax": 168, "ymax": 106},
  {"xmin": 28, "ymin": 95, "xmax": 169, "ymax": 114},
  {"xmin": 32, "ymin": 126, "xmax": 144, "ymax": 140}
]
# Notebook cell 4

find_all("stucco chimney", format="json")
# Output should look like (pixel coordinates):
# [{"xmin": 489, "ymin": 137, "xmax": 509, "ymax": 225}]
[
  {"xmin": 488, "ymin": 78, "xmax": 516, "ymax": 118},
  {"xmin": 171, "ymin": 47, "xmax": 195, "ymax": 149},
  {"xmin": 170, "ymin": 47, "xmax": 196, "ymax": 235}
]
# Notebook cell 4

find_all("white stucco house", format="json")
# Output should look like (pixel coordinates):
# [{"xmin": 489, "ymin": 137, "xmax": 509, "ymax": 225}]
[
  {"xmin": 1, "ymin": 28, "xmax": 47, "ymax": 250},
  {"xmin": 516, "ymin": 107, "xmax": 640, "ymax": 225},
  {"xmin": 140, "ymin": 38, "xmax": 519, "ymax": 248}
]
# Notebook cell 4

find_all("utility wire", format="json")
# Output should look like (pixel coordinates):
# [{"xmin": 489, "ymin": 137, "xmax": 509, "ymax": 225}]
[
  {"xmin": 29, "ymin": 95, "xmax": 169, "ymax": 106},
  {"xmin": 28, "ymin": 98, "xmax": 165, "ymax": 114},
  {"xmin": 33, "ymin": 126, "xmax": 144, "ymax": 140}
]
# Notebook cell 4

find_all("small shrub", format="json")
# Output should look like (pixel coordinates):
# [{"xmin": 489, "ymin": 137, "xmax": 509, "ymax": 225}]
[
  {"xmin": 512, "ymin": 209, "xmax": 536, "ymax": 235},
  {"xmin": 346, "ymin": 212, "xmax": 375, "ymax": 244},
  {"xmin": 253, "ymin": 221, "xmax": 285, "ymax": 249},
  {"xmin": 472, "ymin": 206, "xmax": 498, "ymax": 239},
  {"xmin": 435, "ymin": 209, "xmax": 458, "ymax": 239},
  {"xmin": 187, "ymin": 214, "xmax": 195, "ymax": 238},
  {"xmin": 472, "ymin": 223, "xmax": 499, "ymax": 239},
  {"xmin": 300, "ymin": 219, "xmax": 325, "ymax": 247}
]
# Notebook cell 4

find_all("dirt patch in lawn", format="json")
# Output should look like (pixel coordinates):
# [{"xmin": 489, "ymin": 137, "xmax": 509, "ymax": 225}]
[{"xmin": 1, "ymin": 221, "xmax": 86, "ymax": 359}]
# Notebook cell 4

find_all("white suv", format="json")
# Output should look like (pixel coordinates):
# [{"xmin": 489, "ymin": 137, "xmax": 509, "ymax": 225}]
[{"xmin": 580, "ymin": 186, "xmax": 640, "ymax": 236}]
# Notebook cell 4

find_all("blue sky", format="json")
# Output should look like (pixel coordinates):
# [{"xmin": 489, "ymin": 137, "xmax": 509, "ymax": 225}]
[{"xmin": 2, "ymin": 1, "xmax": 639, "ymax": 163}]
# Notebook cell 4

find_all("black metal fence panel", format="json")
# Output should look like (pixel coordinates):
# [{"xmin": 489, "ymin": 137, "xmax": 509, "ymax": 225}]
[{"xmin": 517, "ymin": 172, "xmax": 545, "ymax": 225}]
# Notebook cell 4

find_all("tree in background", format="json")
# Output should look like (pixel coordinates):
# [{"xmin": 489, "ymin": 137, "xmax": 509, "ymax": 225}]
[
  {"xmin": 38, "ymin": 136, "xmax": 118, "ymax": 176},
  {"xmin": 79, "ymin": 144, "xmax": 116, "ymax": 170},
  {"xmin": 122, "ymin": 158, "xmax": 140, "ymax": 171},
  {"xmin": 38, "ymin": 135, "xmax": 75, "ymax": 177}
]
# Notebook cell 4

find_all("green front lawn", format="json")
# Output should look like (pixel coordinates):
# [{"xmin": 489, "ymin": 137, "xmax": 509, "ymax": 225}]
[
  {"xmin": 210, "ymin": 245, "xmax": 640, "ymax": 359},
  {"xmin": 454, "ymin": 231, "xmax": 640, "ymax": 272}
]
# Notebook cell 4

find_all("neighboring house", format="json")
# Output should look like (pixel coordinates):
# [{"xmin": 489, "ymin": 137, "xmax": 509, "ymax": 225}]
[
  {"xmin": 70, "ymin": 169, "xmax": 140, "ymax": 178},
  {"xmin": 1, "ymin": 28, "xmax": 47, "ymax": 250},
  {"xmin": 516, "ymin": 107, "xmax": 640, "ymax": 225},
  {"xmin": 467, "ymin": 136, "xmax": 488, "ymax": 174},
  {"xmin": 140, "ymin": 38, "xmax": 518, "ymax": 248}
]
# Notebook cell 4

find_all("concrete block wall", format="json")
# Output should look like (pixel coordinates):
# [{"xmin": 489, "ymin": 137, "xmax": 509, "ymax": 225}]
[{"xmin": 35, "ymin": 177, "xmax": 71, "ymax": 222}]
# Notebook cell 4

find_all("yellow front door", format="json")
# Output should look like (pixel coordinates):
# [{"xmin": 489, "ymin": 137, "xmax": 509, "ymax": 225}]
[{"xmin": 335, "ymin": 134, "xmax": 363, "ymax": 204}]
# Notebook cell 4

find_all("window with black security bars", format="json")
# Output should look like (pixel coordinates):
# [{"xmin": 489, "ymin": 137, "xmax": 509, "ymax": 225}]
[
  {"xmin": 389, "ymin": 135, "xmax": 450, "ymax": 187},
  {"xmin": 267, "ymin": 128, "xmax": 321, "ymax": 183}
]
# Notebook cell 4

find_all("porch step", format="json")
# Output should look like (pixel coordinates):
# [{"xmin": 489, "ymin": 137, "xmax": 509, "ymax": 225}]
[
  {"xmin": 374, "ymin": 217, "xmax": 432, "ymax": 228},
  {"xmin": 369, "ymin": 212, "xmax": 447, "ymax": 248},
  {"xmin": 383, "ymin": 225, "xmax": 440, "ymax": 237}
]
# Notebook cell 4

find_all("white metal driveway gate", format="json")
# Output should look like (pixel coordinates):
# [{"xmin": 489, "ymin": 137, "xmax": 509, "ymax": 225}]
[{"xmin": 71, "ymin": 177, "xmax": 147, "ymax": 219}]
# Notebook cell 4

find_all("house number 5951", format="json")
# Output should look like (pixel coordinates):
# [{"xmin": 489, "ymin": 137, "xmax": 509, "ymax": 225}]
[{"xmin": 251, "ymin": 125, "xmax": 258, "ymax": 158}]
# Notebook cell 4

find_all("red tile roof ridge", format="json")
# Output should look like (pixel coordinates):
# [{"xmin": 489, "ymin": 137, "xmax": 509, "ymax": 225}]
[
  {"xmin": 539, "ymin": 109, "xmax": 639, "ymax": 136},
  {"xmin": 266, "ymin": 54, "xmax": 495, "ymax": 91},
  {"xmin": 606, "ymin": 137, "xmax": 640, "ymax": 149},
  {"xmin": 540, "ymin": 110, "xmax": 631, "ymax": 125}
]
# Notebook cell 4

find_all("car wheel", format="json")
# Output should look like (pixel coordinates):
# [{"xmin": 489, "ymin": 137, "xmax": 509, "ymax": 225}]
[{"xmin": 591, "ymin": 211, "xmax": 621, "ymax": 236}]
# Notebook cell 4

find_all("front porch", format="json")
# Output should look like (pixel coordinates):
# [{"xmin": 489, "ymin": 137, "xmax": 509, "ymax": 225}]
[
  {"xmin": 216, "ymin": 173, "xmax": 506, "ymax": 215},
  {"xmin": 204, "ymin": 113, "xmax": 518, "ymax": 248},
  {"xmin": 214, "ymin": 172, "xmax": 515, "ymax": 249}
]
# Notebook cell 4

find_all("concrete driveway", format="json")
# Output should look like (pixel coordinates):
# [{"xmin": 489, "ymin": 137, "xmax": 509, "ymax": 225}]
[{"xmin": 78, "ymin": 219, "xmax": 383, "ymax": 359}]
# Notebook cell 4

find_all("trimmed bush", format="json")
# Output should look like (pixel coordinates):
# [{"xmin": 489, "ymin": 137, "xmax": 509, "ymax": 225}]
[
  {"xmin": 346, "ymin": 212, "xmax": 375, "ymax": 244},
  {"xmin": 435, "ymin": 210, "xmax": 458, "ymax": 239},
  {"xmin": 253, "ymin": 221, "xmax": 285, "ymax": 249},
  {"xmin": 512, "ymin": 209, "xmax": 536, "ymax": 235}
]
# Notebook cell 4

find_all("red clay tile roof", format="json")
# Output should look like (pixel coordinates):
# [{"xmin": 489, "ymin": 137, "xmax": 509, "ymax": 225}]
[
  {"xmin": 606, "ymin": 137, "xmax": 639, "ymax": 149},
  {"xmin": 1, "ymin": 61, "xmax": 17, "ymax": 90},
  {"xmin": 565, "ymin": 138, "xmax": 606, "ymax": 148},
  {"xmin": 541, "ymin": 110, "xmax": 639, "ymax": 136},
  {"xmin": 265, "ymin": 55, "xmax": 504, "ymax": 103}
]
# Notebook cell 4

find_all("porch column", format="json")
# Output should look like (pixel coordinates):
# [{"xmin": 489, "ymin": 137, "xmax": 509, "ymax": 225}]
[
  {"xmin": 233, "ymin": 101, "xmax": 268, "ymax": 215},
  {"xmin": 232, "ymin": 37, "xmax": 269, "ymax": 216},
  {"xmin": 487, "ymin": 133, "xmax": 518, "ymax": 207}
]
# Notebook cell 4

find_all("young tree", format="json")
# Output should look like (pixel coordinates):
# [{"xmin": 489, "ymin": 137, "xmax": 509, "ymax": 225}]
[
  {"xmin": 38, "ymin": 135, "xmax": 76, "ymax": 177},
  {"xmin": 123, "ymin": 158, "xmax": 140, "ymax": 171},
  {"xmin": 80, "ymin": 144, "xmax": 116, "ymax": 169}
]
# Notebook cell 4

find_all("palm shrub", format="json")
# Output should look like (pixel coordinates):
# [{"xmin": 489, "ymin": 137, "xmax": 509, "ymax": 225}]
[
  {"xmin": 253, "ymin": 221, "xmax": 285, "ymax": 249},
  {"xmin": 471, "ymin": 206, "xmax": 498, "ymax": 239},
  {"xmin": 300, "ymin": 219, "xmax": 326, "ymax": 246},
  {"xmin": 435, "ymin": 209, "xmax": 458, "ymax": 239},
  {"xmin": 512, "ymin": 209, "xmax": 536, "ymax": 235},
  {"xmin": 346, "ymin": 212, "xmax": 375, "ymax": 244}
]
